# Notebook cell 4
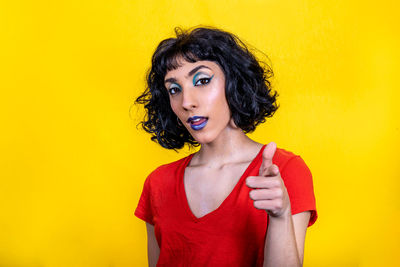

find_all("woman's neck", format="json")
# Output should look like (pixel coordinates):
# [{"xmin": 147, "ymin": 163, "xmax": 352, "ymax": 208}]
[{"xmin": 190, "ymin": 128, "xmax": 263, "ymax": 168}]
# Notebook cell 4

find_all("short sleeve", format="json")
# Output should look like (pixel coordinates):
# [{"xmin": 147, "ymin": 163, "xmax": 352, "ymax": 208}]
[
  {"xmin": 280, "ymin": 156, "xmax": 318, "ymax": 227},
  {"xmin": 134, "ymin": 175, "xmax": 154, "ymax": 225}
]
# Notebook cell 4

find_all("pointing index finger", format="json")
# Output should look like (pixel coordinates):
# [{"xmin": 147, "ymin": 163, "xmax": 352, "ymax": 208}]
[{"xmin": 259, "ymin": 142, "xmax": 277, "ymax": 176}]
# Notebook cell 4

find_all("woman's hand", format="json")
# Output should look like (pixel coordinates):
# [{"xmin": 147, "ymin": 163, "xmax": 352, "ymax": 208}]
[{"xmin": 246, "ymin": 142, "xmax": 291, "ymax": 219}]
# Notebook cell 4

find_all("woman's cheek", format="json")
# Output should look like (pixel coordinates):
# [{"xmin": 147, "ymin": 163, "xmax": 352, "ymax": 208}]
[{"xmin": 170, "ymin": 102, "xmax": 180, "ymax": 116}]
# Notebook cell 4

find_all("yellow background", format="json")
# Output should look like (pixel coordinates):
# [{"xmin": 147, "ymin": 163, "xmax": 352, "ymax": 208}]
[{"xmin": 1, "ymin": 0, "xmax": 399, "ymax": 266}]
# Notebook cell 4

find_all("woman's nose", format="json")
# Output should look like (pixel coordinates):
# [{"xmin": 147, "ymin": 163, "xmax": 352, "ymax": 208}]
[{"xmin": 181, "ymin": 88, "xmax": 198, "ymax": 110}]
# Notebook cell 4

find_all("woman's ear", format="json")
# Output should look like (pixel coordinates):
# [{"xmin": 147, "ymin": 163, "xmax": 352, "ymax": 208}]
[{"xmin": 229, "ymin": 117, "xmax": 239, "ymax": 129}]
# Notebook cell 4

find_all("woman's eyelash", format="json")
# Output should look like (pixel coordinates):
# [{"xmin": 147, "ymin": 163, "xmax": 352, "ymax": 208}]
[
  {"xmin": 195, "ymin": 75, "xmax": 214, "ymax": 86},
  {"xmin": 195, "ymin": 78, "xmax": 210, "ymax": 86},
  {"xmin": 168, "ymin": 75, "xmax": 213, "ymax": 95},
  {"xmin": 169, "ymin": 87, "xmax": 180, "ymax": 95}
]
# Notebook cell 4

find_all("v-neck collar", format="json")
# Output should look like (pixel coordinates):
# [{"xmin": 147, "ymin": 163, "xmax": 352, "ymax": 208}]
[{"xmin": 179, "ymin": 144, "xmax": 266, "ymax": 223}]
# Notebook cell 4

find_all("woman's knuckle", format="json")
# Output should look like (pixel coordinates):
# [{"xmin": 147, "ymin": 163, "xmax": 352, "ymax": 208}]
[
  {"xmin": 249, "ymin": 190, "xmax": 255, "ymax": 199},
  {"xmin": 253, "ymin": 201, "xmax": 260, "ymax": 208}
]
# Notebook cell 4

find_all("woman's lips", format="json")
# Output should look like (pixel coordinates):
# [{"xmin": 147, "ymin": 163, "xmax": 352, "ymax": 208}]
[
  {"xmin": 187, "ymin": 116, "xmax": 207, "ymax": 123},
  {"xmin": 191, "ymin": 117, "xmax": 207, "ymax": 125},
  {"xmin": 188, "ymin": 116, "xmax": 208, "ymax": 130}
]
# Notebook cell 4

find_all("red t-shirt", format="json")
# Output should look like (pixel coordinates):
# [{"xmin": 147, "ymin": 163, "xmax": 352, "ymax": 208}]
[{"xmin": 135, "ymin": 145, "xmax": 317, "ymax": 267}]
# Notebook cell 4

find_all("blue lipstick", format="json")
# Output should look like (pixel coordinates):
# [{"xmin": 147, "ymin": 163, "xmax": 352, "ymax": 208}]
[{"xmin": 188, "ymin": 116, "xmax": 208, "ymax": 131}]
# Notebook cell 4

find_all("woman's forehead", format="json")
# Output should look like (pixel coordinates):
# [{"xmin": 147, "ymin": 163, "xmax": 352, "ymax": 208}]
[{"xmin": 164, "ymin": 59, "xmax": 221, "ymax": 79}]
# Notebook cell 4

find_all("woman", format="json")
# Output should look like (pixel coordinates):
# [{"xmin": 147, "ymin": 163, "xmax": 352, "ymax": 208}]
[{"xmin": 134, "ymin": 26, "xmax": 317, "ymax": 267}]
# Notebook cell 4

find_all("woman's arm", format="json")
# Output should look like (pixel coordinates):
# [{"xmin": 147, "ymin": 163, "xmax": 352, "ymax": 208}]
[
  {"xmin": 146, "ymin": 222, "xmax": 160, "ymax": 267},
  {"xmin": 246, "ymin": 143, "xmax": 314, "ymax": 266},
  {"xmin": 263, "ymin": 211, "xmax": 311, "ymax": 267}
]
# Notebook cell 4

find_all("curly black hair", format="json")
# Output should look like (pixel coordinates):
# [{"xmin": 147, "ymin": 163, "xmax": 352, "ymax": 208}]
[{"xmin": 135, "ymin": 26, "xmax": 279, "ymax": 150}]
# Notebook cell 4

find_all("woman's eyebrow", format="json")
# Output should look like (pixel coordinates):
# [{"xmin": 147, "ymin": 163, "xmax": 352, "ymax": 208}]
[
  {"xmin": 164, "ymin": 65, "xmax": 211, "ymax": 84},
  {"xmin": 186, "ymin": 65, "xmax": 211, "ymax": 78},
  {"xmin": 164, "ymin": 77, "xmax": 177, "ymax": 84}
]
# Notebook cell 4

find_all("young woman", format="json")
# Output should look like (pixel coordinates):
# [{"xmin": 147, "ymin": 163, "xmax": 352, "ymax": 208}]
[{"xmin": 134, "ymin": 26, "xmax": 317, "ymax": 267}]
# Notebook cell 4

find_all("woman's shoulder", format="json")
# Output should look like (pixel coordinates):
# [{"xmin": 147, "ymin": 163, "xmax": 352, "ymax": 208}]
[
  {"xmin": 145, "ymin": 153, "xmax": 193, "ymax": 182},
  {"xmin": 273, "ymin": 147, "xmax": 309, "ymax": 172},
  {"xmin": 274, "ymin": 147, "xmax": 298, "ymax": 161}
]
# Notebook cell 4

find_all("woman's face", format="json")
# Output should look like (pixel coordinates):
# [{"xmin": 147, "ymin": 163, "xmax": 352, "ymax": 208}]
[{"xmin": 164, "ymin": 58, "xmax": 233, "ymax": 144}]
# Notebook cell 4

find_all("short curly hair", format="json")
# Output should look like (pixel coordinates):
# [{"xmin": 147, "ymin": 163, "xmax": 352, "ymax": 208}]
[{"xmin": 135, "ymin": 26, "xmax": 279, "ymax": 150}]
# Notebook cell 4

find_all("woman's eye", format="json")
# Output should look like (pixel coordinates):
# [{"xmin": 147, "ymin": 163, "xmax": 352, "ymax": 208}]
[
  {"xmin": 195, "ymin": 78, "xmax": 210, "ymax": 86},
  {"xmin": 169, "ymin": 87, "xmax": 179, "ymax": 95}
]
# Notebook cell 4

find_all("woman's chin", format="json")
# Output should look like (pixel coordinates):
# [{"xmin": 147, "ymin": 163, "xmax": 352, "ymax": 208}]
[
  {"xmin": 190, "ymin": 133, "xmax": 215, "ymax": 145},
  {"xmin": 189, "ymin": 125, "xmax": 233, "ymax": 145}
]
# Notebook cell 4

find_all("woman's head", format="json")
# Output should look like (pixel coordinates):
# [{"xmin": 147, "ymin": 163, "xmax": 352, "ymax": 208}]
[
  {"xmin": 136, "ymin": 26, "xmax": 279, "ymax": 150},
  {"xmin": 164, "ymin": 58, "xmax": 232, "ymax": 147}
]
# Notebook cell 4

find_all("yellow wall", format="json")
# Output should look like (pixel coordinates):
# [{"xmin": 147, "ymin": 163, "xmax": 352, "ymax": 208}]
[{"xmin": 1, "ymin": 0, "xmax": 399, "ymax": 266}]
